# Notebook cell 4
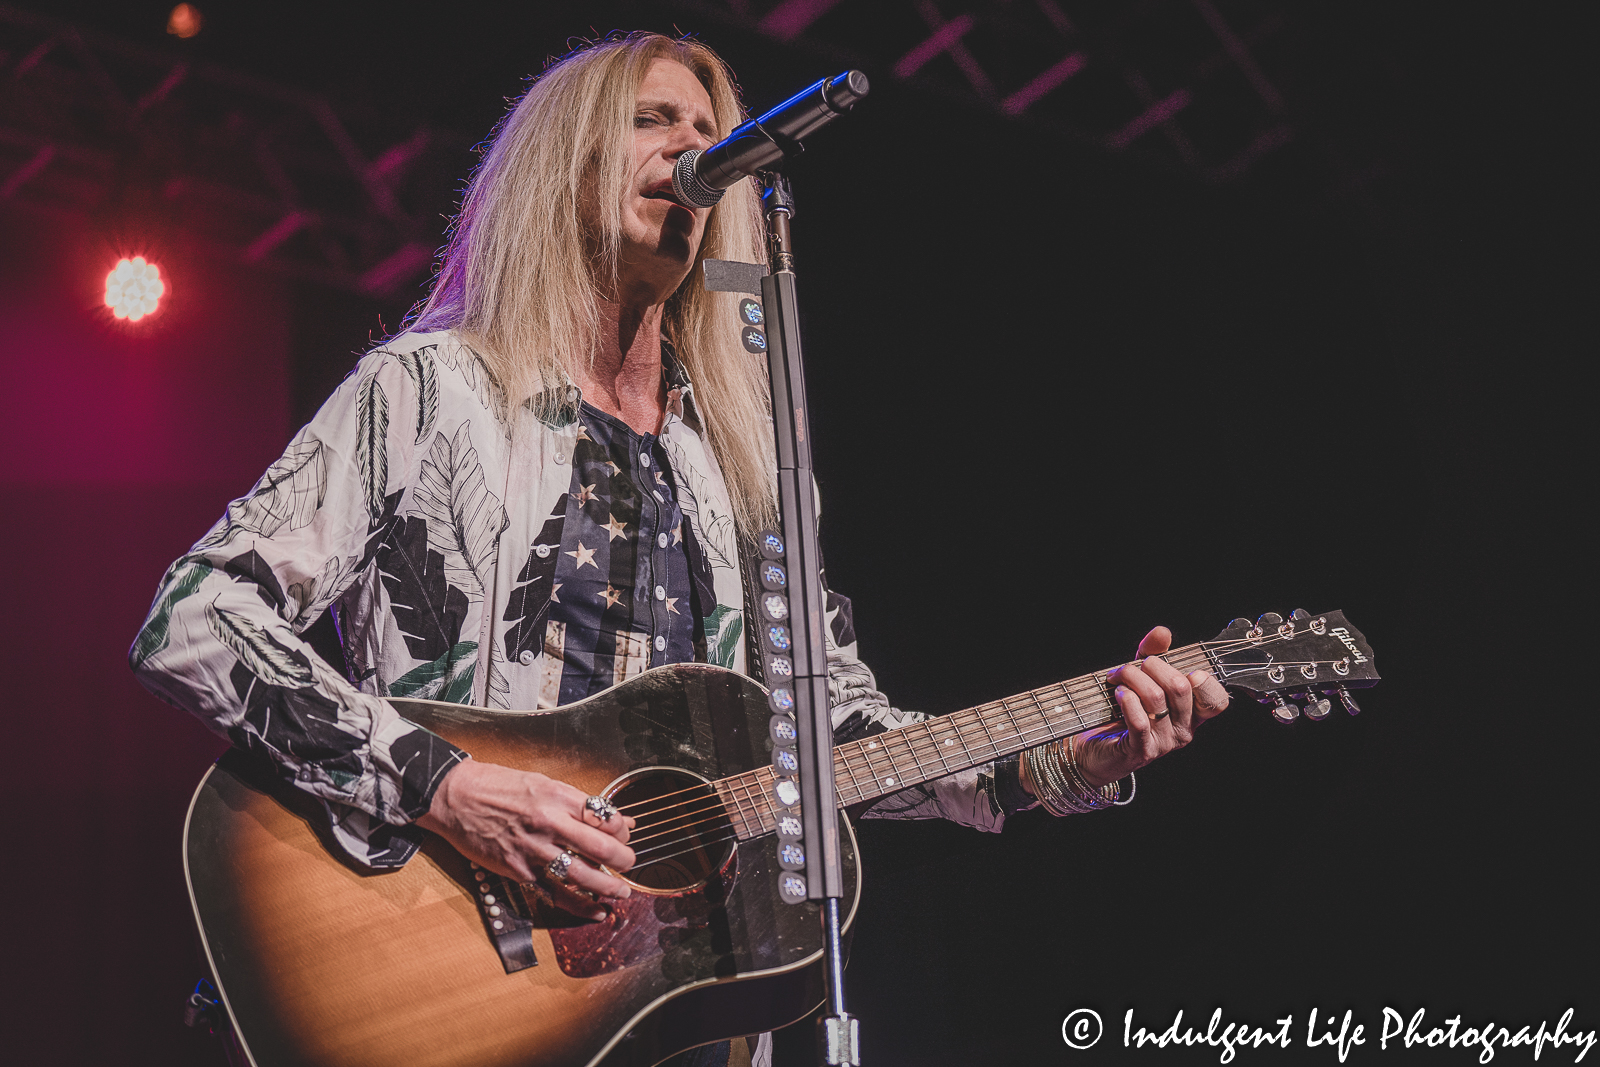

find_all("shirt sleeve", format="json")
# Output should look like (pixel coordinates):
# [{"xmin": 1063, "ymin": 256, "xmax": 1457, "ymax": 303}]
[
  {"xmin": 130, "ymin": 351, "xmax": 468, "ymax": 865},
  {"xmin": 821, "ymin": 575, "xmax": 1033, "ymax": 832}
]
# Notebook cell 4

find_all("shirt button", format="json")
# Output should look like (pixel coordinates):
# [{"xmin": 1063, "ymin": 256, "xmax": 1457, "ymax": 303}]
[
  {"xmin": 553, "ymin": 451, "xmax": 567, "ymax": 465},
  {"xmin": 519, "ymin": 649, "xmax": 535, "ymax": 666},
  {"xmin": 534, "ymin": 544, "xmax": 551, "ymax": 558},
  {"xmin": 652, "ymin": 490, "xmax": 664, "ymax": 503},
  {"xmin": 654, "ymin": 635, "xmax": 666, "ymax": 652},
  {"xmin": 655, "ymin": 585, "xmax": 666, "ymax": 600},
  {"xmin": 657, "ymin": 533, "xmax": 669, "ymax": 549},
  {"xmin": 640, "ymin": 452, "xmax": 651, "ymax": 466}
]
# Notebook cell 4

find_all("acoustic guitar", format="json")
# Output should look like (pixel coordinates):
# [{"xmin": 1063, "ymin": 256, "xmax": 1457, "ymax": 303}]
[{"xmin": 184, "ymin": 609, "xmax": 1378, "ymax": 1067}]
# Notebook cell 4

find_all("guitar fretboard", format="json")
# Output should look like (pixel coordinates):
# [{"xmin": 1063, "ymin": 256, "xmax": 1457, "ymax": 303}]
[{"xmin": 714, "ymin": 643, "xmax": 1215, "ymax": 839}]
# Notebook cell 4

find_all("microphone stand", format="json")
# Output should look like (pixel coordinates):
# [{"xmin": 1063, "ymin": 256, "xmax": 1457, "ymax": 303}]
[{"xmin": 759, "ymin": 170, "xmax": 859, "ymax": 1067}]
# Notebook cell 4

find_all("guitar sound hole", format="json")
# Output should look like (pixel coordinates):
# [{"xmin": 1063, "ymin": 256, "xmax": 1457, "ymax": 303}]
[{"xmin": 608, "ymin": 767, "xmax": 735, "ymax": 893}]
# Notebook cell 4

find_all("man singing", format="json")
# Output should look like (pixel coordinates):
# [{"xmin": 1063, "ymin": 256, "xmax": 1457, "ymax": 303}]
[{"xmin": 132, "ymin": 31, "xmax": 1228, "ymax": 1067}]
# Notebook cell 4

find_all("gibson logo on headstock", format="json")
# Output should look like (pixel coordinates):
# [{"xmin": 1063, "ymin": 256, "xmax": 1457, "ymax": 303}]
[{"xmin": 1330, "ymin": 627, "xmax": 1368, "ymax": 664}]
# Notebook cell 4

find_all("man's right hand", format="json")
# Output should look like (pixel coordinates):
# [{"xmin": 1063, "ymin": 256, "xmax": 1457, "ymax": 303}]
[{"xmin": 415, "ymin": 758, "xmax": 636, "ymax": 921}]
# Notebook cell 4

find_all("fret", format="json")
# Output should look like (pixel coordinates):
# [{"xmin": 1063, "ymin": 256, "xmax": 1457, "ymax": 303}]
[
  {"xmin": 845, "ymin": 743, "xmax": 879, "ymax": 801},
  {"xmin": 857, "ymin": 731, "xmax": 900, "ymax": 792},
  {"xmin": 898, "ymin": 720, "xmax": 934, "ymax": 782},
  {"xmin": 965, "ymin": 700, "xmax": 1006, "ymax": 765},
  {"xmin": 877, "ymin": 731, "xmax": 911, "ymax": 792},
  {"xmin": 748, "ymin": 768, "xmax": 776, "ymax": 837},
  {"xmin": 1017, "ymin": 689, "xmax": 1054, "ymax": 749},
  {"xmin": 847, "ymin": 747, "xmax": 875, "ymax": 802},
  {"xmin": 832, "ymin": 748, "xmax": 866, "ymax": 805},
  {"xmin": 1056, "ymin": 678, "xmax": 1088, "ymax": 736},
  {"xmin": 929, "ymin": 715, "xmax": 958, "ymax": 774},
  {"xmin": 722, "ymin": 642, "xmax": 1226, "ymax": 834},
  {"xmin": 744, "ymin": 774, "xmax": 767, "ymax": 832},
  {"xmin": 734, "ymin": 773, "xmax": 759, "ymax": 836},
  {"xmin": 1169, "ymin": 642, "xmax": 1210, "ymax": 674},
  {"xmin": 994, "ymin": 692, "xmax": 1031, "ymax": 755},
  {"xmin": 1089, "ymin": 667, "xmax": 1116, "ymax": 724},
  {"xmin": 715, "ymin": 780, "xmax": 750, "ymax": 838}
]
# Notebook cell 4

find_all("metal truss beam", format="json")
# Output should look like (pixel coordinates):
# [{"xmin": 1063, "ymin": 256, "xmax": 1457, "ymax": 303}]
[
  {"xmin": 662, "ymin": 0, "xmax": 1380, "ymax": 193},
  {"xmin": 0, "ymin": 5, "xmax": 469, "ymax": 297}
]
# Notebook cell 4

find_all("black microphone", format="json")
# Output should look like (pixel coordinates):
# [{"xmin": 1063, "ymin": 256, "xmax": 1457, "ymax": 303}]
[{"xmin": 671, "ymin": 70, "xmax": 870, "ymax": 209}]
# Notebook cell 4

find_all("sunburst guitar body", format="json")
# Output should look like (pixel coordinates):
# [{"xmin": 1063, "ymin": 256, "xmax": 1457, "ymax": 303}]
[{"xmin": 186, "ymin": 663, "xmax": 857, "ymax": 1067}]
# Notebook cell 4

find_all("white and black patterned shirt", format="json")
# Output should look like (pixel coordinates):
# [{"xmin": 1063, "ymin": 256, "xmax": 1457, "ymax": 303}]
[{"xmin": 132, "ymin": 328, "xmax": 1022, "ymax": 869}]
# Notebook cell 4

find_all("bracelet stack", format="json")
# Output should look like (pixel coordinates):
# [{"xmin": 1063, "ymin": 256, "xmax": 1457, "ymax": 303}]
[{"xmin": 1024, "ymin": 735, "xmax": 1124, "ymax": 816}]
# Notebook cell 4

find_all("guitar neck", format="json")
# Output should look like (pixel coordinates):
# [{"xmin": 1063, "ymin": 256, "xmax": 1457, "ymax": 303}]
[{"xmin": 715, "ymin": 642, "xmax": 1216, "ymax": 840}]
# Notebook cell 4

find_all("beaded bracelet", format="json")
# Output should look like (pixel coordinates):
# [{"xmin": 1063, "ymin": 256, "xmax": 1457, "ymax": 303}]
[
  {"xmin": 1063, "ymin": 735, "xmax": 1120, "ymax": 808},
  {"xmin": 1024, "ymin": 744, "xmax": 1080, "ymax": 815},
  {"xmin": 1025, "ymin": 737, "xmax": 1122, "ymax": 816}
]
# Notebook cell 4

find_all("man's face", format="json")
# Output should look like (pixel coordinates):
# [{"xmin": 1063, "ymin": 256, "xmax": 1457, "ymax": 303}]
[{"xmin": 616, "ymin": 58, "xmax": 718, "ymax": 305}]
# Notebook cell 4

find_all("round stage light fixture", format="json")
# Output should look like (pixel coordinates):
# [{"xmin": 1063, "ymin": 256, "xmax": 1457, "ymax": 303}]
[
  {"xmin": 167, "ymin": 4, "xmax": 203, "ymax": 38},
  {"xmin": 105, "ymin": 257, "xmax": 165, "ymax": 322}
]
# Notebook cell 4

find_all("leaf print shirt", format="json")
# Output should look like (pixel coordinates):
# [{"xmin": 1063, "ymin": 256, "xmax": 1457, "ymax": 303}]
[{"xmin": 131, "ymin": 329, "xmax": 1017, "ymax": 871}]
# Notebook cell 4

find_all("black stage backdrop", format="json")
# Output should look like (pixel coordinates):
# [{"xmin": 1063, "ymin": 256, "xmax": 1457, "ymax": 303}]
[{"xmin": 0, "ymin": 3, "xmax": 1588, "ymax": 1065}]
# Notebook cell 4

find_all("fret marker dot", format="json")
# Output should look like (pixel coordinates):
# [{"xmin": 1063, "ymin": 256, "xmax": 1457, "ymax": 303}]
[
  {"xmin": 883, "ymin": 777, "xmax": 894, "ymax": 786},
  {"xmin": 867, "ymin": 741, "xmax": 878, "ymax": 749},
  {"xmin": 945, "ymin": 740, "xmax": 953, "ymax": 746}
]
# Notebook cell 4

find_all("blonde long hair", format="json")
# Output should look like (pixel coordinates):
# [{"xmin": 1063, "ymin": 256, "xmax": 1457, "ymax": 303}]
[{"xmin": 411, "ymin": 32, "xmax": 775, "ymax": 537}]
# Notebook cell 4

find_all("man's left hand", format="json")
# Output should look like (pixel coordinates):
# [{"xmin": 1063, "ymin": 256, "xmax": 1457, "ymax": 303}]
[{"xmin": 1021, "ymin": 625, "xmax": 1231, "ymax": 796}]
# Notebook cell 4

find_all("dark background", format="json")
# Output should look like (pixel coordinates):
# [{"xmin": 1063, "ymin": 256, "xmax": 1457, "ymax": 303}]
[{"xmin": 0, "ymin": 2, "xmax": 1588, "ymax": 1064}]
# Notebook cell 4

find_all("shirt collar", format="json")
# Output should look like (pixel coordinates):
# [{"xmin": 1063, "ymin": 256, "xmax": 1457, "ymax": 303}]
[
  {"xmin": 660, "ymin": 337, "xmax": 703, "ymax": 432},
  {"xmin": 524, "ymin": 337, "xmax": 701, "ymax": 433}
]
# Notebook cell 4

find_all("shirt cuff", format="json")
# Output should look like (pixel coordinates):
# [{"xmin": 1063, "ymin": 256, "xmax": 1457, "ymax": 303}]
[
  {"xmin": 391, "ymin": 725, "xmax": 470, "ymax": 823},
  {"xmin": 984, "ymin": 756, "xmax": 1036, "ymax": 818}
]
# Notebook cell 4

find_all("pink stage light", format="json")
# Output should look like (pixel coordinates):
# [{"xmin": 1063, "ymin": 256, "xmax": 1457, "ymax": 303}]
[
  {"xmin": 104, "ymin": 257, "xmax": 165, "ymax": 321},
  {"xmin": 167, "ymin": 4, "xmax": 203, "ymax": 39}
]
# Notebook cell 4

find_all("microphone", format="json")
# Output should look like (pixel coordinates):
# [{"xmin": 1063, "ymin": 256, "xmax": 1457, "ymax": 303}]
[{"xmin": 671, "ymin": 70, "xmax": 870, "ymax": 209}]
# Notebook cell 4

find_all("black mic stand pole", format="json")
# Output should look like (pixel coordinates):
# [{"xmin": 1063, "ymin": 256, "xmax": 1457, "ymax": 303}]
[{"xmin": 758, "ymin": 170, "xmax": 859, "ymax": 1067}]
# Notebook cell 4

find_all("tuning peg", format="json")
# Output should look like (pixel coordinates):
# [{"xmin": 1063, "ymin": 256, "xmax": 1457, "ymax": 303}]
[
  {"xmin": 1300, "ymin": 690, "xmax": 1332, "ymax": 720},
  {"xmin": 1268, "ymin": 691, "xmax": 1299, "ymax": 724},
  {"xmin": 1249, "ymin": 612, "xmax": 1284, "ymax": 641},
  {"xmin": 1332, "ymin": 686, "xmax": 1361, "ymax": 715},
  {"xmin": 1290, "ymin": 608, "xmax": 1312, "ymax": 620}
]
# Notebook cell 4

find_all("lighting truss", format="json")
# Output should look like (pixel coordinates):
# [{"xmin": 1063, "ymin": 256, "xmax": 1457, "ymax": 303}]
[
  {"xmin": 672, "ymin": 0, "xmax": 1382, "ymax": 191},
  {"xmin": 0, "ymin": 6, "xmax": 469, "ymax": 297}
]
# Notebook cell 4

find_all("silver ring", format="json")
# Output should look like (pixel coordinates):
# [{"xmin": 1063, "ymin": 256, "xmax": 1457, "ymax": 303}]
[
  {"xmin": 584, "ymin": 794, "xmax": 619, "ymax": 823},
  {"xmin": 546, "ymin": 848, "xmax": 575, "ymax": 881}
]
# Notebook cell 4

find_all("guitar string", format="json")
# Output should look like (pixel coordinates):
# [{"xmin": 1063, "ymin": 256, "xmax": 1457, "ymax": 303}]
[
  {"xmin": 602, "ymin": 637, "xmax": 1229, "ymax": 816},
  {"xmin": 636, "ymin": 646, "xmax": 1329, "ymax": 824},
  {"xmin": 594, "ymin": 629, "xmax": 1294, "ymax": 817},
  {"xmin": 629, "ymin": 831, "xmax": 743, "ymax": 873},
  {"xmin": 617, "ymin": 646, "xmax": 1355, "ymax": 845},
  {"xmin": 620, "ymin": 651, "xmax": 1361, "ymax": 857},
  {"xmin": 604, "ymin": 630, "xmax": 1358, "ymax": 839}
]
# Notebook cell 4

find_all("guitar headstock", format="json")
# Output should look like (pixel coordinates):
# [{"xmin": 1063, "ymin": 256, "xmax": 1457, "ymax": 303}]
[{"xmin": 1206, "ymin": 609, "xmax": 1378, "ymax": 723}]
